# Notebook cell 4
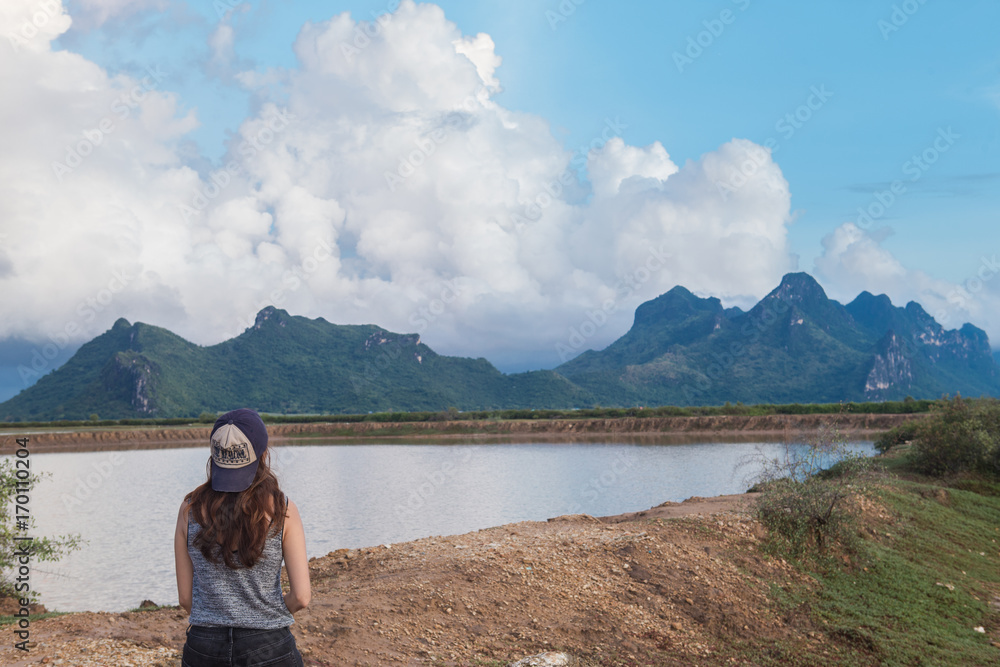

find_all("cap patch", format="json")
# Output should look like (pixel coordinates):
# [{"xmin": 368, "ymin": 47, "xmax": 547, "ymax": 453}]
[{"xmin": 211, "ymin": 423, "xmax": 258, "ymax": 469}]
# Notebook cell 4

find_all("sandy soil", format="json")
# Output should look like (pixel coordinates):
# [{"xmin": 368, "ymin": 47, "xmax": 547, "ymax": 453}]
[{"xmin": 0, "ymin": 492, "xmax": 849, "ymax": 667}]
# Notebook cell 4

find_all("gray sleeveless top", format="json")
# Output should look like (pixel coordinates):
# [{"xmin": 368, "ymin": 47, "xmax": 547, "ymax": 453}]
[{"xmin": 187, "ymin": 504, "xmax": 295, "ymax": 629}]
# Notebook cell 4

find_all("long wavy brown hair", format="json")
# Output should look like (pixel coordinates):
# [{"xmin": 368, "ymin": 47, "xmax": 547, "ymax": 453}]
[{"xmin": 184, "ymin": 448, "xmax": 287, "ymax": 569}]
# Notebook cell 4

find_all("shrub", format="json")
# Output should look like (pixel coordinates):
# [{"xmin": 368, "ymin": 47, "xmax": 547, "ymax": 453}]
[
  {"xmin": 910, "ymin": 396, "xmax": 1000, "ymax": 477},
  {"xmin": 747, "ymin": 424, "xmax": 876, "ymax": 557},
  {"xmin": 429, "ymin": 406, "xmax": 461, "ymax": 422},
  {"xmin": 1, "ymin": 459, "xmax": 83, "ymax": 601},
  {"xmin": 873, "ymin": 420, "xmax": 921, "ymax": 454}
]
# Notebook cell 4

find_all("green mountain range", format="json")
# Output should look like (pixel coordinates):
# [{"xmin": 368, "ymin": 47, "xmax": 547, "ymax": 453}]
[
  {"xmin": 0, "ymin": 307, "xmax": 590, "ymax": 420},
  {"xmin": 2, "ymin": 273, "xmax": 997, "ymax": 420},
  {"xmin": 556, "ymin": 273, "xmax": 1000, "ymax": 406}
]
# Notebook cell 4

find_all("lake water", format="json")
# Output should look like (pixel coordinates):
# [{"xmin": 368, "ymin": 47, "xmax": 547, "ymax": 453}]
[{"xmin": 10, "ymin": 438, "xmax": 872, "ymax": 612}]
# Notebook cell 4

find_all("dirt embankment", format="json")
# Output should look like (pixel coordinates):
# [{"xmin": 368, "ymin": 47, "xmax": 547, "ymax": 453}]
[
  {"xmin": 0, "ymin": 413, "xmax": 923, "ymax": 453},
  {"xmin": 3, "ymin": 493, "xmax": 853, "ymax": 667}
]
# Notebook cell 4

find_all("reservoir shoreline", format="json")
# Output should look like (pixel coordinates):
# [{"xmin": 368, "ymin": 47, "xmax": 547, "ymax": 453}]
[{"xmin": 0, "ymin": 412, "xmax": 919, "ymax": 453}]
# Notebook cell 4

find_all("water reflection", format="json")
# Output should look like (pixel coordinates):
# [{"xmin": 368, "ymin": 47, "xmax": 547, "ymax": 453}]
[{"xmin": 15, "ymin": 438, "xmax": 871, "ymax": 613}]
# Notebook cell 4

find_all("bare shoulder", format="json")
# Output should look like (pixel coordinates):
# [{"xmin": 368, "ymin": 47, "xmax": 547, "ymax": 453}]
[
  {"xmin": 175, "ymin": 499, "xmax": 191, "ymax": 536},
  {"xmin": 283, "ymin": 500, "xmax": 305, "ymax": 534}
]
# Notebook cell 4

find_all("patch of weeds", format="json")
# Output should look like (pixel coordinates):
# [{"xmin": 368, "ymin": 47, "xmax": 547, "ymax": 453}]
[
  {"xmin": 127, "ymin": 602, "xmax": 178, "ymax": 612},
  {"xmin": 950, "ymin": 477, "xmax": 1000, "ymax": 497},
  {"xmin": 0, "ymin": 611, "xmax": 67, "ymax": 626},
  {"xmin": 720, "ymin": 638, "xmax": 865, "ymax": 667},
  {"xmin": 746, "ymin": 423, "xmax": 878, "ymax": 558},
  {"xmin": 874, "ymin": 420, "xmax": 921, "ymax": 454},
  {"xmin": 788, "ymin": 482, "xmax": 1000, "ymax": 666},
  {"xmin": 574, "ymin": 653, "xmax": 642, "ymax": 667},
  {"xmin": 873, "ymin": 448, "xmax": 922, "ymax": 478}
]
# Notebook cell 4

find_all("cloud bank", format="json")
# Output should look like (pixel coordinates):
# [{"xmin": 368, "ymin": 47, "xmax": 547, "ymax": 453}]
[
  {"xmin": 7, "ymin": 0, "xmax": 991, "ymax": 386},
  {"xmin": 814, "ymin": 222, "xmax": 1000, "ymax": 337}
]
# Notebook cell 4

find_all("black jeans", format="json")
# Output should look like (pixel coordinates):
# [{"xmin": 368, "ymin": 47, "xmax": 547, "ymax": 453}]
[{"xmin": 182, "ymin": 625, "xmax": 304, "ymax": 667}]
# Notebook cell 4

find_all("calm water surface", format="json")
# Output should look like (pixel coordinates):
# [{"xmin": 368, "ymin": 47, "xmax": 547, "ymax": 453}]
[{"xmin": 14, "ymin": 439, "xmax": 872, "ymax": 612}]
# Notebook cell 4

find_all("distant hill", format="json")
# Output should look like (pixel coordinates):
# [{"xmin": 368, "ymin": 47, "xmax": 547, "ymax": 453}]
[
  {"xmin": 2, "ymin": 273, "xmax": 998, "ymax": 420},
  {"xmin": 0, "ymin": 308, "xmax": 592, "ymax": 420},
  {"xmin": 556, "ymin": 273, "xmax": 1000, "ymax": 406}
]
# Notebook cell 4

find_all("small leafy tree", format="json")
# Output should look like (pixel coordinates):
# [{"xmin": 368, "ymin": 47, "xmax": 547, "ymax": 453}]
[
  {"xmin": 1, "ymin": 458, "xmax": 83, "ymax": 602},
  {"xmin": 909, "ymin": 396, "xmax": 1000, "ymax": 477},
  {"xmin": 873, "ymin": 419, "xmax": 921, "ymax": 454},
  {"xmin": 743, "ymin": 423, "xmax": 877, "ymax": 557}
]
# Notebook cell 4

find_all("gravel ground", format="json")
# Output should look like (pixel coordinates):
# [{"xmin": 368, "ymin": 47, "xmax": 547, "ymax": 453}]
[{"xmin": 2, "ymin": 494, "xmax": 829, "ymax": 667}]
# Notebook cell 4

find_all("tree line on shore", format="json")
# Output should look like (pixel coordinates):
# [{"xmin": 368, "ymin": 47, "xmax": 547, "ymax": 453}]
[{"xmin": 1, "ymin": 397, "xmax": 941, "ymax": 430}]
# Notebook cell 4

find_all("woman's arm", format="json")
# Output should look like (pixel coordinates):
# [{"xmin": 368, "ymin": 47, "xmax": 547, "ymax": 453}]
[
  {"xmin": 281, "ymin": 500, "xmax": 311, "ymax": 613},
  {"xmin": 174, "ymin": 501, "xmax": 193, "ymax": 614}
]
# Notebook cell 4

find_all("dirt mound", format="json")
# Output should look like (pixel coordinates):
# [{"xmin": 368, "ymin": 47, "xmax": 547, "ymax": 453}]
[{"xmin": 0, "ymin": 494, "xmax": 841, "ymax": 667}]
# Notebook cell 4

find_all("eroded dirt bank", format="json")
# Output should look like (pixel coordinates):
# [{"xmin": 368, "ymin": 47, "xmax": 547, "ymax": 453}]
[
  {"xmin": 0, "ymin": 413, "xmax": 923, "ymax": 453},
  {"xmin": 2, "ymin": 493, "xmax": 853, "ymax": 667}
]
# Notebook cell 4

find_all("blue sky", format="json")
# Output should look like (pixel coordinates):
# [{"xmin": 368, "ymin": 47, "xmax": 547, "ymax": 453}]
[
  {"xmin": 0, "ymin": 0, "xmax": 998, "ymax": 401},
  {"xmin": 59, "ymin": 0, "xmax": 1000, "ymax": 281}
]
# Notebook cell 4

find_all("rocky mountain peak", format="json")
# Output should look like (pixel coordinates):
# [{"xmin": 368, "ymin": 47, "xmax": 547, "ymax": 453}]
[
  {"xmin": 770, "ymin": 272, "xmax": 829, "ymax": 305},
  {"xmin": 253, "ymin": 306, "xmax": 290, "ymax": 330},
  {"xmin": 632, "ymin": 286, "xmax": 721, "ymax": 328},
  {"xmin": 847, "ymin": 291, "xmax": 893, "ymax": 315},
  {"xmin": 864, "ymin": 331, "xmax": 914, "ymax": 400}
]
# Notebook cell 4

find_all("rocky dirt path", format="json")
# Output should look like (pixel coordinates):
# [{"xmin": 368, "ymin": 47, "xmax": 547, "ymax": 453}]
[{"xmin": 1, "ymin": 493, "xmax": 838, "ymax": 667}]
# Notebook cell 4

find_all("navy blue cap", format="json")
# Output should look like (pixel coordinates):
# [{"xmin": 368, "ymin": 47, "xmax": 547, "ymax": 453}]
[{"xmin": 209, "ymin": 409, "xmax": 268, "ymax": 492}]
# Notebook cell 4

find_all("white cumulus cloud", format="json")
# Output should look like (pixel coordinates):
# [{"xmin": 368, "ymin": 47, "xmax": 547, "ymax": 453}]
[
  {"xmin": 814, "ymin": 222, "xmax": 1000, "ymax": 342},
  {"xmin": 0, "ymin": 0, "xmax": 800, "ymax": 374}
]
